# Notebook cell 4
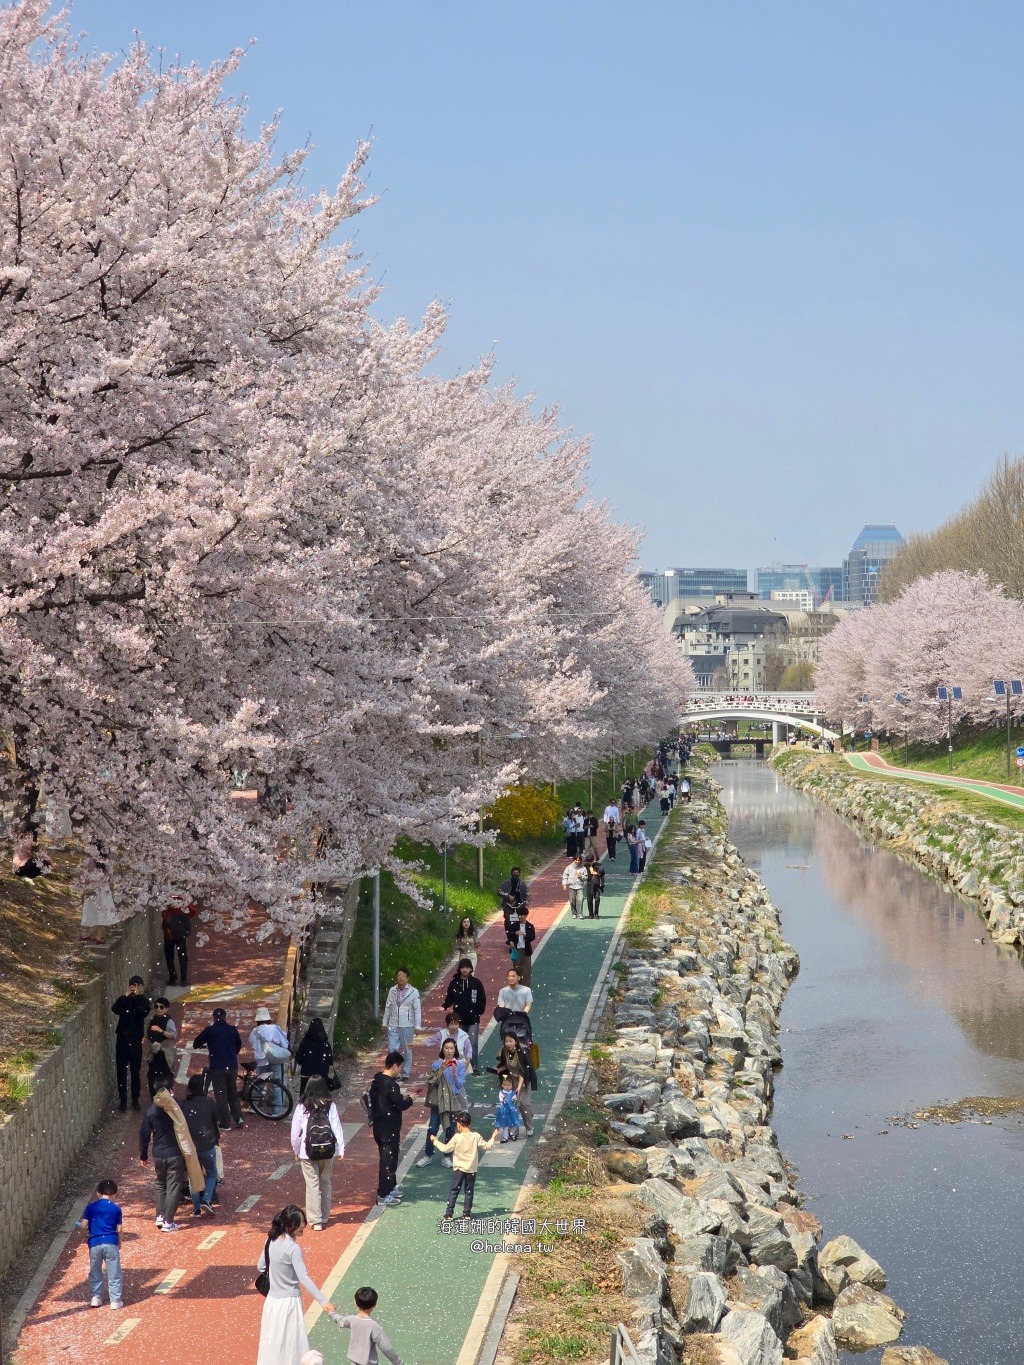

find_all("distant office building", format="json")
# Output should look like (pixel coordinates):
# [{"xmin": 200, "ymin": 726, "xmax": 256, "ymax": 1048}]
[
  {"xmin": 843, "ymin": 525, "xmax": 905, "ymax": 604},
  {"xmin": 639, "ymin": 567, "xmax": 747, "ymax": 607},
  {"xmin": 757, "ymin": 562, "xmax": 845, "ymax": 606},
  {"xmin": 771, "ymin": 588, "xmax": 814, "ymax": 612}
]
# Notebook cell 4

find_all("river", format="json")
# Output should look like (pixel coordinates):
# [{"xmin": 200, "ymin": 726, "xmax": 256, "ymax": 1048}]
[{"xmin": 718, "ymin": 760, "xmax": 1024, "ymax": 1364}]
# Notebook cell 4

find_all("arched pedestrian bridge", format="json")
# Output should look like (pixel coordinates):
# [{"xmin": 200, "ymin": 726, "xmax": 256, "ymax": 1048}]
[{"xmin": 680, "ymin": 691, "xmax": 839, "ymax": 746}]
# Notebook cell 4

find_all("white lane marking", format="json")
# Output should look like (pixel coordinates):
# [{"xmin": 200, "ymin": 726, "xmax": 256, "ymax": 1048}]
[
  {"xmin": 303, "ymin": 1124, "xmax": 427, "ymax": 1335},
  {"xmin": 197, "ymin": 1230, "xmax": 227, "ymax": 1251},
  {"xmin": 268, "ymin": 1162, "xmax": 293, "ymax": 1181},
  {"xmin": 153, "ymin": 1268, "xmax": 186, "ymax": 1295},
  {"xmin": 341, "ymin": 1122, "xmax": 364, "ymax": 1145},
  {"xmin": 235, "ymin": 1194, "xmax": 261, "ymax": 1213},
  {"xmin": 105, "ymin": 1319, "xmax": 141, "ymax": 1344},
  {"xmin": 174, "ymin": 1045, "xmax": 194, "ymax": 1083}
]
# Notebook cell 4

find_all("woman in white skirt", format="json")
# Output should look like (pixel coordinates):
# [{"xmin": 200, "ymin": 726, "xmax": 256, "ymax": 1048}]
[{"xmin": 256, "ymin": 1205, "xmax": 336, "ymax": 1365}]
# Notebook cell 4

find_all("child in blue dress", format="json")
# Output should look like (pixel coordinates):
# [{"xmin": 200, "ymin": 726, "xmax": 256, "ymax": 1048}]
[{"xmin": 496, "ymin": 1074, "xmax": 522, "ymax": 1142}]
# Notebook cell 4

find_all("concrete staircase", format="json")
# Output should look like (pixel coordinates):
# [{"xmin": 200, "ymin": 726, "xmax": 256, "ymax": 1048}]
[{"xmin": 295, "ymin": 881, "xmax": 359, "ymax": 1043}]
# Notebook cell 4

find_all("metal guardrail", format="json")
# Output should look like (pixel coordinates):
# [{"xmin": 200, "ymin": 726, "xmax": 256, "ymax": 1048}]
[{"xmin": 609, "ymin": 1324, "xmax": 643, "ymax": 1365}]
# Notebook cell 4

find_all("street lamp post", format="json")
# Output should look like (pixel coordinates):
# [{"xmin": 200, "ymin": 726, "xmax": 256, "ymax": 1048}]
[
  {"xmin": 372, "ymin": 870, "xmax": 381, "ymax": 1020},
  {"xmin": 993, "ymin": 679, "xmax": 1023, "ymax": 781},
  {"xmin": 935, "ymin": 686, "xmax": 963, "ymax": 774}
]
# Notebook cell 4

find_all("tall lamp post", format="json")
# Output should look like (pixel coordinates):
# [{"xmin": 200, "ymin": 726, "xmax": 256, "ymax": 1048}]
[
  {"xmin": 993, "ymin": 679, "xmax": 1023, "ymax": 781},
  {"xmin": 936, "ymin": 686, "xmax": 963, "ymax": 775}
]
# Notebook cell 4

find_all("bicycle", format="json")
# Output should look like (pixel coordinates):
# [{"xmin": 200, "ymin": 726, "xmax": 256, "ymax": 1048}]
[{"xmin": 201, "ymin": 1062, "xmax": 294, "ymax": 1120}]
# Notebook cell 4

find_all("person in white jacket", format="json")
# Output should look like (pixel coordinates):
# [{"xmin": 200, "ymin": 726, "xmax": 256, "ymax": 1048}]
[
  {"xmin": 561, "ymin": 855, "xmax": 587, "ymax": 919},
  {"xmin": 290, "ymin": 1077, "xmax": 345, "ymax": 1231},
  {"xmin": 381, "ymin": 969, "xmax": 421, "ymax": 1080},
  {"xmin": 249, "ymin": 1005, "xmax": 291, "ymax": 1117}
]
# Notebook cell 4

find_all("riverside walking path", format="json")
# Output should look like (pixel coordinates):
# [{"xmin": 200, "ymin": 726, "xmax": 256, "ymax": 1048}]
[
  {"xmin": 846, "ymin": 750, "xmax": 1024, "ymax": 811},
  {"xmin": 13, "ymin": 799, "xmax": 668, "ymax": 1365}
]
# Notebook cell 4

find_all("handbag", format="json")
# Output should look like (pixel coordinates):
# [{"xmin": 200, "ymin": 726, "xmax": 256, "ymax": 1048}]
[
  {"xmin": 325, "ymin": 1066, "xmax": 341, "ymax": 1092},
  {"xmin": 254, "ymin": 1236, "xmax": 272, "ymax": 1297}
]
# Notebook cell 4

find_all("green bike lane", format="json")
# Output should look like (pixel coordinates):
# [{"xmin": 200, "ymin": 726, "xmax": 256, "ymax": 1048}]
[
  {"xmin": 845, "ymin": 751, "xmax": 1024, "ymax": 810},
  {"xmin": 306, "ymin": 803, "xmax": 667, "ymax": 1365}
]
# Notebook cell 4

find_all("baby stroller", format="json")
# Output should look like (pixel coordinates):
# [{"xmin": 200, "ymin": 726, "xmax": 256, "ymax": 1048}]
[{"xmin": 498, "ymin": 1010, "xmax": 539, "ymax": 1071}]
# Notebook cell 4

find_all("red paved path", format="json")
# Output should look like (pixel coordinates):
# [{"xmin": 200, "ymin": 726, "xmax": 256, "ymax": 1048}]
[{"xmin": 14, "ymin": 848, "xmax": 582, "ymax": 1363}]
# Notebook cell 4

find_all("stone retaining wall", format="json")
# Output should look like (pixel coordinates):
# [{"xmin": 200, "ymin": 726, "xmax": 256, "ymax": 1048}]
[
  {"xmin": 0, "ymin": 909, "xmax": 164, "ymax": 1282},
  {"xmin": 777, "ymin": 753, "xmax": 1024, "ymax": 945},
  {"xmin": 597, "ymin": 768, "xmax": 949, "ymax": 1364}
]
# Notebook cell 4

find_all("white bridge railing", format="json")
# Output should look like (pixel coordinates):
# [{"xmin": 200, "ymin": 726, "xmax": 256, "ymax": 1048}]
[{"xmin": 685, "ymin": 691, "xmax": 821, "ymax": 715}]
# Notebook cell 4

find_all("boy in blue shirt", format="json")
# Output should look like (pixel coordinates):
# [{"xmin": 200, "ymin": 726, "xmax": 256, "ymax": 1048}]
[{"xmin": 79, "ymin": 1179, "xmax": 123, "ymax": 1309}]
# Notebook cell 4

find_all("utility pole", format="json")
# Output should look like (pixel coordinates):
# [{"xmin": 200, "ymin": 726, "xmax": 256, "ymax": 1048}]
[
  {"xmin": 993, "ymin": 680, "xmax": 1023, "ymax": 781},
  {"xmin": 477, "ymin": 735, "xmax": 485, "ymax": 889},
  {"xmin": 372, "ymin": 870, "xmax": 381, "ymax": 1020},
  {"xmin": 442, "ymin": 843, "xmax": 448, "ymax": 914},
  {"xmin": 936, "ymin": 686, "xmax": 962, "ymax": 774}
]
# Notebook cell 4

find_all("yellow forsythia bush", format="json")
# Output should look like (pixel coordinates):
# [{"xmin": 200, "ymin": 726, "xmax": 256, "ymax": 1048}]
[{"xmin": 485, "ymin": 785, "xmax": 563, "ymax": 841}]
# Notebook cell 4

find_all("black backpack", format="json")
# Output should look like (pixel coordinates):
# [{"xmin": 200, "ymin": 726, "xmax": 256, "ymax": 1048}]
[{"xmin": 304, "ymin": 1106, "xmax": 337, "ymax": 1161}]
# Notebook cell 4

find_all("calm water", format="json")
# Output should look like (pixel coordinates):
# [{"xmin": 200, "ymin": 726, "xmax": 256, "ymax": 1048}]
[{"xmin": 719, "ymin": 760, "xmax": 1024, "ymax": 1365}]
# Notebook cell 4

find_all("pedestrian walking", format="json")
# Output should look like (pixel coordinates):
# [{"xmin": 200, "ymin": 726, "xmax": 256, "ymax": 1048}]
[
  {"xmin": 139, "ymin": 1084, "xmax": 191, "ymax": 1232},
  {"xmin": 329, "ymin": 1286, "xmax": 404, "ymax": 1365},
  {"xmin": 180, "ymin": 1073, "xmax": 220, "ymax": 1217},
  {"xmin": 602, "ymin": 800, "xmax": 621, "ymax": 860},
  {"xmin": 255, "ymin": 1205, "xmax": 336, "ymax": 1365},
  {"xmin": 681, "ymin": 776, "xmax": 691, "ymax": 803},
  {"xmin": 249, "ymin": 1005, "xmax": 291, "ymax": 1117},
  {"xmin": 505, "ymin": 902, "xmax": 536, "ymax": 986},
  {"xmin": 189, "ymin": 1007, "xmax": 243, "ymax": 1128},
  {"xmin": 78, "ymin": 1179, "xmax": 123, "ymax": 1310},
  {"xmin": 455, "ymin": 916, "xmax": 478, "ymax": 969},
  {"xmin": 434, "ymin": 1112, "xmax": 499, "ymax": 1218},
  {"xmin": 493, "ymin": 1034, "xmax": 537, "ymax": 1136},
  {"xmin": 499, "ymin": 868, "xmax": 531, "ymax": 924},
  {"xmin": 442, "ymin": 959, "xmax": 486, "ymax": 1070},
  {"xmin": 291, "ymin": 1076, "xmax": 345, "ymax": 1231},
  {"xmin": 583, "ymin": 810, "xmax": 599, "ymax": 854},
  {"xmin": 381, "ymin": 969, "xmax": 421, "ymax": 1081},
  {"xmin": 145, "ymin": 996, "xmax": 177, "ymax": 1097},
  {"xmin": 638, "ymin": 820, "xmax": 651, "ymax": 872},
  {"xmin": 625, "ymin": 824, "xmax": 640, "ymax": 875},
  {"xmin": 111, "ymin": 975, "xmax": 150, "ymax": 1113},
  {"xmin": 494, "ymin": 967, "xmax": 533, "ymax": 1019},
  {"xmin": 161, "ymin": 900, "xmax": 196, "ymax": 987},
  {"xmin": 295, "ymin": 1017, "xmax": 335, "ymax": 1097},
  {"xmin": 368, "ymin": 1051, "xmax": 414, "ymax": 1207},
  {"xmin": 561, "ymin": 853, "xmax": 587, "ymax": 918},
  {"xmin": 585, "ymin": 859, "xmax": 605, "ymax": 918},
  {"xmin": 562, "ymin": 810, "xmax": 576, "ymax": 858},
  {"xmin": 415, "ymin": 1038, "xmax": 467, "ymax": 1168},
  {"xmin": 419, "ymin": 1011, "xmax": 473, "ymax": 1069}
]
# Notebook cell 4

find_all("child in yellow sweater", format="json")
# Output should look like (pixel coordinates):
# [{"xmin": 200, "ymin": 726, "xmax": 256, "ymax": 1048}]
[{"xmin": 433, "ymin": 1111, "xmax": 499, "ymax": 1218}]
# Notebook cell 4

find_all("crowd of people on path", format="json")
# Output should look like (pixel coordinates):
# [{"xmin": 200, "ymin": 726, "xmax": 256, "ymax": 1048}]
[{"xmin": 83, "ymin": 748, "xmax": 684, "ymax": 1360}]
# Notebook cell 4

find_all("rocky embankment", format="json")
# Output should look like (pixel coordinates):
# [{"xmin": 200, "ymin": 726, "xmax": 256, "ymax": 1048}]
[
  {"xmin": 779, "ymin": 751, "xmax": 1024, "ymax": 946},
  {"xmin": 599, "ymin": 775, "xmax": 946, "ymax": 1365}
]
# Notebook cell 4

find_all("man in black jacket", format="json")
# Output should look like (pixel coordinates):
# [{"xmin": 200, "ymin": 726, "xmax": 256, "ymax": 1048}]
[
  {"xmin": 505, "ymin": 905, "xmax": 536, "ymax": 986},
  {"xmin": 369, "ymin": 1051, "xmax": 414, "ymax": 1207},
  {"xmin": 443, "ymin": 959, "xmax": 487, "ymax": 1071},
  {"xmin": 111, "ymin": 976, "xmax": 150, "ymax": 1112},
  {"xmin": 498, "ymin": 868, "xmax": 530, "ymax": 929},
  {"xmin": 139, "ymin": 1083, "xmax": 186, "ymax": 1231},
  {"xmin": 181, "ymin": 1073, "xmax": 220, "ymax": 1216},
  {"xmin": 188, "ymin": 1008, "xmax": 243, "ymax": 1129}
]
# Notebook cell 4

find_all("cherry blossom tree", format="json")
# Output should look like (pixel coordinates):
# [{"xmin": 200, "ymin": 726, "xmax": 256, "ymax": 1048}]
[{"xmin": 0, "ymin": 2, "xmax": 692, "ymax": 934}]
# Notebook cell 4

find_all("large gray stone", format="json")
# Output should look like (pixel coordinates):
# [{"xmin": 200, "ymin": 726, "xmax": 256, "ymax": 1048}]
[
  {"xmin": 608, "ymin": 1121, "xmax": 663, "ymax": 1149},
  {"xmin": 730, "ymin": 1265, "xmax": 784, "ymax": 1338},
  {"xmin": 602, "ymin": 1091, "xmax": 644, "ymax": 1113},
  {"xmin": 692, "ymin": 1168, "xmax": 745, "ymax": 1207},
  {"xmin": 602, "ymin": 1147, "xmax": 649, "ymax": 1182},
  {"xmin": 673, "ymin": 1233, "xmax": 731, "ymax": 1275},
  {"xmin": 786, "ymin": 1315, "xmax": 839, "ymax": 1365},
  {"xmin": 819, "ymin": 1234, "xmax": 887, "ymax": 1289},
  {"xmin": 745, "ymin": 1204, "xmax": 797, "ymax": 1271},
  {"xmin": 833, "ymin": 1284, "xmax": 906, "ymax": 1349},
  {"xmin": 616, "ymin": 1237, "xmax": 667, "ymax": 1303},
  {"xmin": 675, "ymin": 1270, "xmax": 727, "ymax": 1332},
  {"xmin": 633, "ymin": 1178, "xmax": 720, "ymax": 1238},
  {"xmin": 656, "ymin": 1095, "xmax": 701, "ymax": 1139},
  {"xmin": 718, "ymin": 1307, "xmax": 784, "ymax": 1365},
  {"xmin": 646, "ymin": 1147, "xmax": 696, "ymax": 1183}
]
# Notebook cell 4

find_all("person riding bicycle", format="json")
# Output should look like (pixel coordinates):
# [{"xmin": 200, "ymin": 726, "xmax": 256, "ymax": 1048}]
[
  {"xmin": 188, "ymin": 1008, "xmax": 243, "ymax": 1129},
  {"xmin": 249, "ymin": 1006, "xmax": 291, "ymax": 1118}
]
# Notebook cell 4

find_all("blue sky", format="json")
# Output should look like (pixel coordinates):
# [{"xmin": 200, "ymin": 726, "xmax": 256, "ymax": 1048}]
[{"xmin": 68, "ymin": 1, "xmax": 1024, "ymax": 579}]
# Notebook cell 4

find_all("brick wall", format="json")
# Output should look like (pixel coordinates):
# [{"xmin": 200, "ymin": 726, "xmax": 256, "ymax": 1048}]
[{"xmin": 0, "ymin": 909, "xmax": 164, "ymax": 1281}]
